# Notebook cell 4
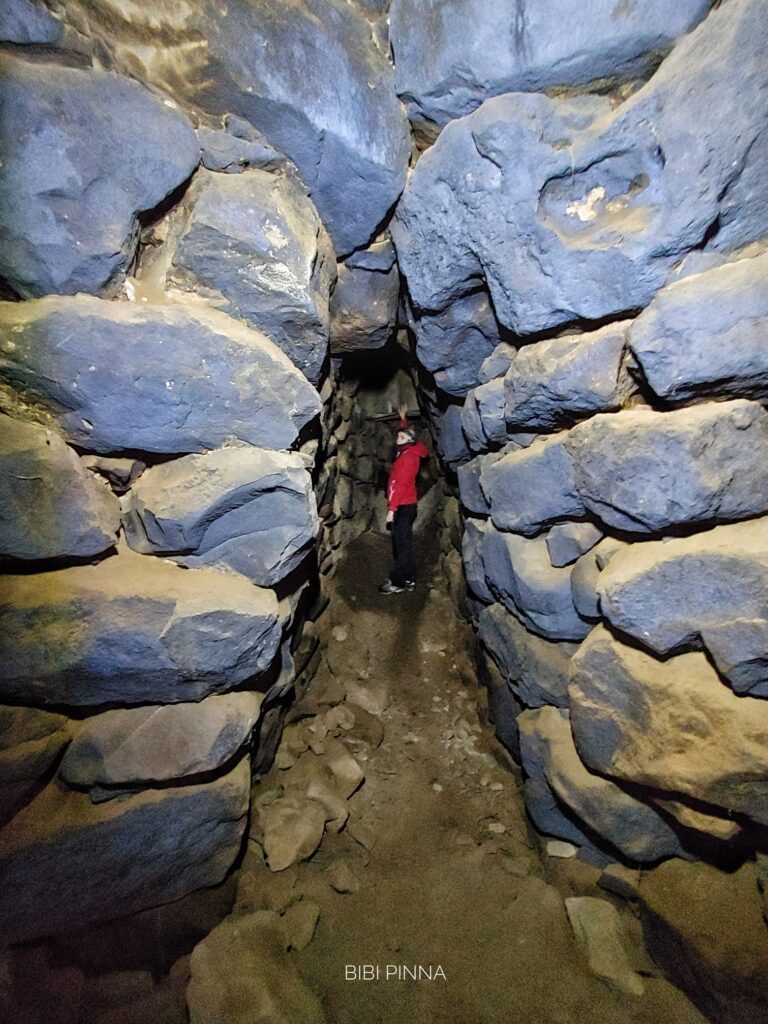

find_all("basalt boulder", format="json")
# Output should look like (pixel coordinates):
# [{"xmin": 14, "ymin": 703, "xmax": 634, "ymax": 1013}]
[
  {"xmin": 0, "ymin": 757, "xmax": 250, "ymax": 945},
  {"xmin": 122, "ymin": 447, "xmax": 318, "ymax": 587},
  {"xmin": 53, "ymin": 0, "xmax": 411, "ymax": 256},
  {"xmin": 410, "ymin": 291, "xmax": 501, "ymax": 398},
  {"xmin": 629, "ymin": 251, "xmax": 768, "ymax": 405},
  {"xmin": 483, "ymin": 527, "xmax": 591, "ymax": 642},
  {"xmin": 0, "ymin": 52, "xmax": 199, "ymax": 298},
  {"xmin": 0, "ymin": 551, "xmax": 282, "ymax": 706},
  {"xmin": 519, "ymin": 706, "xmax": 681, "ymax": 862},
  {"xmin": 478, "ymin": 603, "xmax": 577, "ymax": 709},
  {"xmin": 393, "ymin": 0, "xmax": 768, "ymax": 335},
  {"xmin": 569, "ymin": 626, "xmax": 768, "ymax": 826},
  {"xmin": 330, "ymin": 262, "xmax": 399, "ymax": 354},
  {"xmin": 0, "ymin": 296, "xmax": 321, "ymax": 455},
  {"xmin": 0, "ymin": 414, "xmax": 120, "ymax": 561},
  {"xmin": 158, "ymin": 169, "xmax": 335, "ymax": 383},
  {"xmin": 597, "ymin": 519, "xmax": 768, "ymax": 696},
  {"xmin": 481, "ymin": 434, "xmax": 584, "ymax": 536},
  {"xmin": 60, "ymin": 692, "xmax": 264, "ymax": 788},
  {"xmin": 390, "ymin": 0, "xmax": 713, "ymax": 127},
  {"xmin": 505, "ymin": 324, "xmax": 633, "ymax": 431},
  {"xmin": 565, "ymin": 400, "xmax": 768, "ymax": 534}
]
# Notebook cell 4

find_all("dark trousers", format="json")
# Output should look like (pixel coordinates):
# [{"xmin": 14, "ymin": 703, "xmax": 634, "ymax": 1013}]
[{"xmin": 390, "ymin": 504, "xmax": 417, "ymax": 586}]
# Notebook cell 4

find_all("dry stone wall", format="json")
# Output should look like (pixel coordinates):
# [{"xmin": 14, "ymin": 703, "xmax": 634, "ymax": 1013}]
[
  {"xmin": 394, "ymin": 0, "xmax": 768, "ymax": 866},
  {"xmin": 0, "ymin": 0, "xmax": 407, "ymax": 945}
]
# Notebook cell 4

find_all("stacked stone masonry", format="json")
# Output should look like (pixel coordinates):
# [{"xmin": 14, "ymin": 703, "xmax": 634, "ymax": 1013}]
[
  {"xmin": 396, "ymin": 0, "xmax": 768, "ymax": 866},
  {"xmin": 0, "ymin": 0, "xmax": 409, "ymax": 948}
]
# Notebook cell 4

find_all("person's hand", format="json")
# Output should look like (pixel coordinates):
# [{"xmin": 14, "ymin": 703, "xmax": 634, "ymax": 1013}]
[{"xmin": 386, "ymin": 510, "xmax": 395, "ymax": 524}]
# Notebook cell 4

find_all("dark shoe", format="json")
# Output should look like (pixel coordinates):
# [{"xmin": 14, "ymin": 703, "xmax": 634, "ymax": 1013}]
[
  {"xmin": 378, "ymin": 579, "xmax": 406, "ymax": 594},
  {"xmin": 404, "ymin": 579, "xmax": 416, "ymax": 590}
]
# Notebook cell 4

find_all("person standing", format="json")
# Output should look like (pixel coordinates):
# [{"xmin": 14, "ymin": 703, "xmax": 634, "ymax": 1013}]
[{"xmin": 379, "ymin": 409, "xmax": 429, "ymax": 595}]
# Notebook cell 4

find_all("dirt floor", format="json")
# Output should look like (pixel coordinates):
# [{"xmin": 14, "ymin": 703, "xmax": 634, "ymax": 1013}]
[{"xmin": 248, "ymin": 519, "xmax": 709, "ymax": 1024}]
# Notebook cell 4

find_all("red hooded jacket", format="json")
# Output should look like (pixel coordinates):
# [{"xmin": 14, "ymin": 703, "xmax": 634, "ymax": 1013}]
[{"xmin": 387, "ymin": 440, "xmax": 429, "ymax": 511}]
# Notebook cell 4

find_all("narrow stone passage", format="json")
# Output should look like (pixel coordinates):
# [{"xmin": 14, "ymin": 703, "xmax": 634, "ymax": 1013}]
[{"xmin": 230, "ymin": 504, "xmax": 707, "ymax": 1024}]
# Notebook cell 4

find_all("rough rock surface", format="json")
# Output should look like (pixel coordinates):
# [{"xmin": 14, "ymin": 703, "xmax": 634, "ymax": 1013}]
[
  {"xmin": 461, "ymin": 518, "xmax": 494, "ymax": 604},
  {"xmin": 0, "ymin": 414, "xmax": 120, "ymax": 560},
  {"xmin": 0, "ymin": 52, "xmax": 199, "ymax": 298},
  {"xmin": 0, "ymin": 706, "xmax": 72, "ymax": 825},
  {"xmin": 60, "ymin": 692, "xmax": 264, "ymax": 787},
  {"xmin": 546, "ymin": 523, "xmax": 603, "ymax": 568},
  {"xmin": 330, "ymin": 262, "xmax": 399, "ymax": 354},
  {"xmin": 393, "ymin": 0, "xmax": 768, "ymax": 334},
  {"xmin": 483, "ymin": 527, "xmax": 591, "ymax": 642},
  {"xmin": 438, "ymin": 405, "xmax": 471, "ymax": 469},
  {"xmin": 629, "ymin": 252, "xmax": 768, "ymax": 405},
  {"xmin": 481, "ymin": 434, "xmax": 584, "ymax": 536},
  {"xmin": 569, "ymin": 626, "xmax": 768, "ymax": 825},
  {"xmin": 122, "ymin": 447, "xmax": 318, "ymax": 587},
  {"xmin": 411, "ymin": 291, "xmax": 501, "ymax": 397},
  {"xmin": 505, "ymin": 324, "xmax": 633, "ymax": 431},
  {"xmin": 520, "ymin": 706, "xmax": 681, "ymax": 862},
  {"xmin": 566, "ymin": 401, "xmax": 768, "ymax": 533},
  {"xmin": 597, "ymin": 519, "xmax": 768, "ymax": 695},
  {"xmin": 478, "ymin": 603, "xmax": 576, "ymax": 708},
  {"xmin": 0, "ymin": 757, "xmax": 250, "ymax": 945},
  {"xmin": 639, "ymin": 860, "xmax": 768, "ymax": 1024},
  {"xmin": 261, "ymin": 795, "xmax": 327, "ymax": 872},
  {"xmin": 470, "ymin": 379, "xmax": 507, "ymax": 447},
  {"xmin": 55, "ymin": 0, "xmax": 410, "ymax": 256},
  {"xmin": 479, "ymin": 343, "xmax": 517, "ymax": 385},
  {"xmin": 565, "ymin": 897, "xmax": 645, "ymax": 997},
  {"xmin": 390, "ymin": 0, "xmax": 713, "ymax": 127},
  {"xmin": 0, "ymin": 0, "xmax": 63, "ymax": 44},
  {"xmin": 0, "ymin": 551, "xmax": 281, "ymax": 706},
  {"xmin": 0, "ymin": 296, "xmax": 321, "ymax": 454},
  {"xmin": 162, "ymin": 169, "xmax": 335, "ymax": 382},
  {"xmin": 187, "ymin": 909, "xmax": 325, "ymax": 1024}
]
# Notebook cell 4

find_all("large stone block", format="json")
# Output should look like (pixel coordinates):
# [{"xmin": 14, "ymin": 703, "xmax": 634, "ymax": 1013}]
[
  {"xmin": 158, "ymin": 169, "xmax": 335, "ymax": 383},
  {"xmin": 390, "ymin": 0, "xmax": 713, "ymax": 127},
  {"xmin": 330, "ymin": 262, "xmax": 399, "ymax": 354},
  {"xmin": 598, "ymin": 519, "xmax": 768, "ymax": 696},
  {"xmin": 393, "ymin": 0, "xmax": 768, "ymax": 335},
  {"xmin": 54, "ymin": 0, "xmax": 410, "ymax": 256},
  {"xmin": 471, "ymin": 379, "xmax": 507, "ymax": 447},
  {"xmin": 483, "ymin": 527, "xmax": 591, "ymax": 641},
  {"xmin": 60, "ymin": 692, "xmax": 263, "ymax": 788},
  {"xmin": 0, "ymin": 52, "xmax": 198, "ymax": 298},
  {"xmin": 569, "ymin": 626, "xmax": 768, "ymax": 826},
  {"xmin": 410, "ymin": 291, "xmax": 501, "ymax": 398},
  {"xmin": 629, "ymin": 251, "xmax": 768, "ymax": 405},
  {"xmin": 505, "ymin": 324, "xmax": 633, "ymax": 431},
  {"xmin": 565, "ymin": 401, "xmax": 768, "ymax": 533},
  {"xmin": 438, "ymin": 405, "xmax": 471, "ymax": 469},
  {"xmin": 546, "ymin": 522, "xmax": 603, "ymax": 569},
  {"xmin": 0, "ymin": 551, "xmax": 282, "ymax": 706},
  {"xmin": 122, "ymin": 447, "xmax": 318, "ymax": 587},
  {"xmin": 0, "ymin": 757, "xmax": 250, "ymax": 945},
  {"xmin": 481, "ymin": 434, "xmax": 584, "ymax": 536},
  {"xmin": 0, "ymin": 296, "xmax": 321, "ymax": 455},
  {"xmin": 0, "ymin": 414, "xmax": 120, "ymax": 561},
  {"xmin": 461, "ymin": 518, "xmax": 494, "ymax": 604},
  {"xmin": 478, "ymin": 603, "xmax": 576, "ymax": 708},
  {"xmin": 0, "ymin": 706, "xmax": 72, "ymax": 826},
  {"xmin": 0, "ymin": 0, "xmax": 62, "ymax": 44},
  {"xmin": 519, "ymin": 707, "xmax": 681, "ymax": 863}
]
